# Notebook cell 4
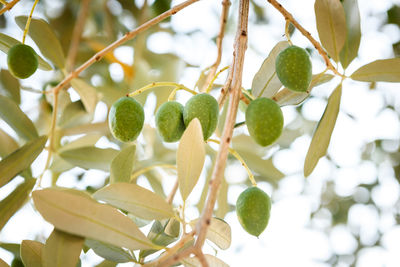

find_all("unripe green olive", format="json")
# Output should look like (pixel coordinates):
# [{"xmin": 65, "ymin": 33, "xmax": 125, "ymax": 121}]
[
  {"xmin": 108, "ymin": 97, "xmax": 144, "ymax": 142},
  {"xmin": 183, "ymin": 93, "xmax": 219, "ymax": 140},
  {"xmin": 245, "ymin": 97, "xmax": 283, "ymax": 146},
  {"xmin": 155, "ymin": 101, "xmax": 185, "ymax": 142},
  {"xmin": 275, "ymin": 45, "xmax": 312, "ymax": 92},
  {"xmin": 7, "ymin": 44, "xmax": 39, "ymax": 79},
  {"xmin": 236, "ymin": 186, "xmax": 271, "ymax": 237}
]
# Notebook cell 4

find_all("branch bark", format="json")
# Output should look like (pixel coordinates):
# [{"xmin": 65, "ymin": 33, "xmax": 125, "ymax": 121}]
[{"xmin": 0, "ymin": 0, "xmax": 20, "ymax": 15}]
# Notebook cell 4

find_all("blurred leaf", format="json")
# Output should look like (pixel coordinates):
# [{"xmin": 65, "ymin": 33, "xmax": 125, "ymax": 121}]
[
  {"xmin": 0, "ymin": 178, "xmax": 35, "ymax": 231},
  {"xmin": 58, "ymin": 101, "xmax": 93, "ymax": 128},
  {"xmin": 350, "ymin": 58, "xmax": 400, "ymax": 82},
  {"xmin": 110, "ymin": 145, "xmax": 136, "ymax": 183},
  {"xmin": 94, "ymin": 260, "xmax": 117, "ymax": 267},
  {"xmin": 0, "ymin": 243, "xmax": 20, "ymax": 258},
  {"xmin": 85, "ymin": 239, "xmax": 134, "ymax": 263},
  {"xmin": 93, "ymin": 183, "xmax": 174, "ymax": 220},
  {"xmin": 387, "ymin": 5, "xmax": 400, "ymax": 27},
  {"xmin": 177, "ymin": 119, "xmax": 206, "ymax": 201},
  {"xmin": 15, "ymin": 16, "xmax": 65, "ymax": 69},
  {"xmin": 58, "ymin": 134, "xmax": 103, "ymax": 153},
  {"xmin": 339, "ymin": 0, "xmax": 361, "ymax": 69},
  {"xmin": 0, "ymin": 136, "xmax": 47, "ymax": 188},
  {"xmin": 20, "ymin": 240, "xmax": 43, "ymax": 267},
  {"xmin": 252, "ymin": 41, "xmax": 289, "ymax": 98},
  {"xmin": 70, "ymin": 79, "xmax": 98, "ymax": 113},
  {"xmin": 315, "ymin": 0, "xmax": 347, "ymax": 62},
  {"xmin": 59, "ymin": 146, "xmax": 118, "ymax": 171},
  {"xmin": 304, "ymin": 84, "xmax": 342, "ymax": 177},
  {"xmin": 216, "ymin": 177, "xmax": 229, "ymax": 219},
  {"xmin": 42, "ymin": 229, "xmax": 84, "ymax": 267},
  {"xmin": 0, "ymin": 69, "xmax": 20, "ymax": 104},
  {"xmin": 32, "ymin": 188, "xmax": 157, "ymax": 250},
  {"xmin": 0, "ymin": 258, "xmax": 9, "ymax": 266},
  {"xmin": 275, "ymin": 74, "xmax": 334, "ymax": 106},
  {"xmin": 182, "ymin": 254, "xmax": 229, "ymax": 267},
  {"xmin": 0, "ymin": 95, "xmax": 39, "ymax": 141},
  {"xmin": 0, "ymin": 128, "xmax": 18, "ymax": 157},
  {"xmin": 189, "ymin": 218, "xmax": 231, "ymax": 250},
  {"xmin": 0, "ymin": 33, "xmax": 52, "ymax": 70}
]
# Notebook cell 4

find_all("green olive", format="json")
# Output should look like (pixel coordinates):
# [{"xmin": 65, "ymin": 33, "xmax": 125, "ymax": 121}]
[
  {"xmin": 155, "ymin": 101, "xmax": 185, "ymax": 142},
  {"xmin": 7, "ymin": 44, "xmax": 39, "ymax": 79}
]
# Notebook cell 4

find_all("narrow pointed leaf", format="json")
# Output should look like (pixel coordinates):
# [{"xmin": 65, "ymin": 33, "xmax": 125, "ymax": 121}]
[
  {"xmin": 0, "ymin": 69, "xmax": 20, "ymax": 104},
  {"xmin": 190, "ymin": 218, "xmax": 231, "ymax": 250},
  {"xmin": 0, "ymin": 33, "xmax": 52, "ymax": 70},
  {"xmin": 70, "ymin": 79, "xmax": 98, "ymax": 113},
  {"xmin": 59, "ymin": 147, "xmax": 118, "ymax": 171},
  {"xmin": 0, "ymin": 178, "xmax": 35, "ymax": 230},
  {"xmin": 304, "ymin": 84, "xmax": 342, "ymax": 177},
  {"xmin": 110, "ymin": 145, "xmax": 136, "ymax": 183},
  {"xmin": 85, "ymin": 239, "xmax": 134, "ymax": 263},
  {"xmin": 58, "ymin": 134, "xmax": 103, "ymax": 153},
  {"xmin": 252, "ymin": 41, "xmax": 289, "ymax": 98},
  {"xmin": 0, "ymin": 129, "xmax": 18, "ymax": 157},
  {"xmin": 350, "ymin": 58, "xmax": 400, "ymax": 82},
  {"xmin": 0, "ymin": 95, "xmax": 39, "ymax": 141},
  {"xmin": 15, "ymin": 16, "xmax": 65, "ymax": 69},
  {"xmin": 58, "ymin": 101, "xmax": 93, "ymax": 128},
  {"xmin": 177, "ymin": 118, "xmax": 205, "ymax": 201},
  {"xmin": 182, "ymin": 254, "xmax": 229, "ymax": 267},
  {"xmin": 32, "ymin": 188, "xmax": 156, "ymax": 250},
  {"xmin": 0, "ymin": 136, "xmax": 47, "ymax": 188},
  {"xmin": 339, "ymin": 0, "xmax": 361, "ymax": 69},
  {"xmin": 42, "ymin": 229, "xmax": 84, "ymax": 267},
  {"xmin": 93, "ymin": 183, "xmax": 174, "ymax": 220},
  {"xmin": 315, "ymin": 0, "xmax": 347, "ymax": 62},
  {"xmin": 21, "ymin": 240, "xmax": 43, "ymax": 267}
]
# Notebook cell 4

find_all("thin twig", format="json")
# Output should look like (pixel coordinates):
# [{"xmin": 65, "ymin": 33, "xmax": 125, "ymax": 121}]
[
  {"xmin": 266, "ymin": 0, "xmax": 344, "ymax": 77},
  {"xmin": 200, "ymin": 0, "xmax": 231, "ymax": 92},
  {"xmin": 22, "ymin": 0, "xmax": 39, "ymax": 44},
  {"xmin": 194, "ymin": 250, "xmax": 209, "ymax": 267},
  {"xmin": 0, "ymin": 0, "xmax": 19, "ymax": 15},
  {"xmin": 0, "ymin": 0, "xmax": 7, "ymax": 6},
  {"xmin": 166, "ymin": 178, "xmax": 179, "ymax": 204},
  {"xmin": 66, "ymin": 0, "xmax": 91, "ymax": 71}
]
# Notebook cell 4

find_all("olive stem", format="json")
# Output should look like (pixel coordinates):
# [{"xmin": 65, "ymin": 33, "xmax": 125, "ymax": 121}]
[
  {"xmin": 205, "ymin": 65, "xmax": 229, "ymax": 93},
  {"xmin": 167, "ymin": 85, "xmax": 198, "ymax": 101},
  {"xmin": 128, "ymin": 82, "xmax": 195, "ymax": 98},
  {"xmin": 129, "ymin": 164, "xmax": 177, "ymax": 182},
  {"xmin": 22, "ymin": 0, "xmax": 39, "ymax": 44},
  {"xmin": 266, "ymin": 0, "xmax": 345, "ymax": 78},
  {"xmin": 0, "ymin": 0, "xmax": 7, "ymax": 6},
  {"xmin": 284, "ymin": 19, "xmax": 293, "ymax": 45},
  {"xmin": 0, "ymin": 0, "xmax": 20, "ymax": 15},
  {"xmin": 241, "ymin": 87, "xmax": 255, "ymax": 100},
  {"xmin": 207, "ymin": 139, "xmax": 257, "ymax": 186}
]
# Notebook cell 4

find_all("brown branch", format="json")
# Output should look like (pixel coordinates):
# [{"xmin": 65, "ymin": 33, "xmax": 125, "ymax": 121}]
[
  {"xmin": 66, "ymin": 0, "xmax": 91, "ymax": 72},
  {"xmin": 266, "ymin": 0, "xmax": 344, "ymax": 77},
  {"xmin": 0, "ymin": 0, "xmax": 19, "ymax": 15},
  {"xmin": 200, "ymin": 0, "xmax": 231, "ymax": 92},
  {"xmin": 166, "ymin": 178, "xmax": 179, "ymax": 204}
]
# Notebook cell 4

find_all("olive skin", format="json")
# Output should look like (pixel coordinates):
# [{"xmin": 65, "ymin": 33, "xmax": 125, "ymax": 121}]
[
  {"xmin": 155, "ymin": 101, "xmax": 185, "ymax": 142},
  {"xmin": 245, "ymin": 97, "xmax": 283, "ymax": 146},
  {"xmin": 236, "ymin": 187, "xmax": 271, "ymax": 237},
  {"xmin": 183, "ymin": 93, "xmax": 219, "ymax": 140},
  {"xmin": 7, "ymin": 44, "xmax": 39, "ymax": 79},
  {"xmin": 108, "ymin": 97, "xmax": 144, "ymax": 142},
  {"xmin": 275, "ymin": 45, "xmax": 312, "ymax": 92}
]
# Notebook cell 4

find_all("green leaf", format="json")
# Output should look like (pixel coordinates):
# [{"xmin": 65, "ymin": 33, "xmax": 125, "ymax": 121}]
[
  {"xmin": 0, "ymin": 69, "xmax": 20, "ymax": 104},
  {"xmin": 32, "ymin": 188, "xmax": 157, "ymax": 250},
  {"xmin": 0, "ymin": 95, "xmax": 39, "ymax": 141},
  {"xmin": 189, "ymin": 218, "xmax": 231, "ymax": 250},
  {"xmin": 304, "ymin": 84, "xmax": 342, "ymax": 177},
  {"xmin": 58, "ymin": 101, "xmax": 93, "ymax": 128},
  {"xmin": 70, "ymin": 79, "xmax": 98, "ymax": 113},
  {"xmin": 110, "ymin": 145, "xmax": 136, "ymax": 183},
  {"xmin": 58, "ymin": 134, "xmax": 103, "ymax": 153},
  {"xmin": 275, "ymin": 73, "xmax": 334, "ymax": 106},
  {"xmin": 42, "ymin": 229, "xmax": 84, "ymax": 267},
  {"xmin": 216, "ymin": 177, "xmax": 229, "ymax": 219},
  {"xmin": 0, "ymin": 136, "xmax": 47, "ymax": 188},
  {"xmin": 85, "ymin": 239, "xmax": 134, "ymax": 263},
  {"xmin": 0, "ymin": 243, "xmax": 20, "ymax": 258},
  {"xmin": 339, "ymin": 0, "xmax": 361, "ymax": 69},
  {"xmin": 177, "ymin": 118, "xmax": 206, "ymax": 201},
  {"xmin": 20, "ymin": 240, "xmax": 43, "ymax": 267},
  {"xmin": 182, "ymin": 254, "xmax": 229, "ymax": 267},
  {"xmin": 315, "ymin": 0, "xmax": 347, "ymax": 62},
  {"xmin": 0, "ymin": 128, "xmax": 18, "ymax": 157},
  {"xmin": 350, "ymin": 58, "xmax": 400, "ymax": 82},
  {"xmin": 0, "ymin": 258, "xmax": 9, "ymax": 267},
  {"xmin": 94, "ymin": 260, "xmax": 117, "ymax": 267},
  {"xmin": 252, "ymin": 41, "xmax": 290, "ymax": 98},
  {"xmin": 0, "ymin": 178, "xmax": 35, "ymax": 231},
  {"xmin": 59, "ymin": 147, "xmax": 118, "ymax": 171},
  {"xmin": 0, "ymin": 33, "xmax": 52, "ymax": 71},
  {"xmin": 15, "ymin": 16, "xmax": 65, "ymax": 69},
  {"xmin": 93, "ymin": 183, "xmax": 174, "ymax": 220}
]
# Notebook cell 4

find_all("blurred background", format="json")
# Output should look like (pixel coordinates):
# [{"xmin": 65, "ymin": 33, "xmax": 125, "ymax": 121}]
[{"xmin": 1, "ymin": 0, "xmax": 400, "ymax": 266}]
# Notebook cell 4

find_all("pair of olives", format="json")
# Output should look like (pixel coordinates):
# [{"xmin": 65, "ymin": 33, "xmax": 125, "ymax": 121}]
[
  {"xmin": 109, "ymin": 93, "xmax": 218, "ymax": 143},
  {"xmin": 7, "ymin": 44, "xmax": 39, "ymax": 79}
]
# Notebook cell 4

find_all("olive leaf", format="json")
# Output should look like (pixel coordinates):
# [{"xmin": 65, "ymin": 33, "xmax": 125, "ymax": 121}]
[
  {"xmin": 304, "ymin": 84, "xmax": 342, "ymax": 177},
  {"xmin": 189, "ymin": 218, "xmax": 231, "ymax": 250},
  {"xmin": 182, "ymin": 254, "xmax": 229, "ymax": 267},
  {"xmin": 177, "ymin": 118, "xmax": 206, "ymax": 201},
  {"xmin": 315, "ymin": 0, "xmax": 347, "ymax": 62},
  {"xmin": 85, "ymin": 239, "xmax": 134, "ymax": 263},
  {"xmin": 0, "ymin": 69, "xmax": 20, "ymax": 104},
  {"xmin": 110, "ymin": 145, "xmax": 136, "ymax": 183},
  {"xmin": 20, "ymin": 240, "xmax": 44, "ymax": 267},
  {"xmin": 70, "ymin": 78, "xmax": 99, "ymax": 113},
  {"xmin": 350, "ymin": 58, "xmax": 400, "ymax": 82},
  {"xmin": 0, "ymin": 128, "xmax": 18, "ymax": 157}
]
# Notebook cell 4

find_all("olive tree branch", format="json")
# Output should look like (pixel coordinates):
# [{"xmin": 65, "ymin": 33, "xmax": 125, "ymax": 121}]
[
  {"xmin": 0, "ymin": 0, "xmax": 20, "ymax": 15},
  {"xmin": 266, "ymin": 0, "xmax": 344, "ymax": 78}
]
